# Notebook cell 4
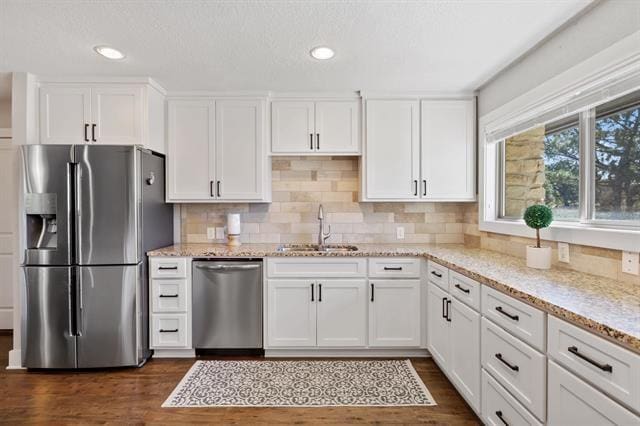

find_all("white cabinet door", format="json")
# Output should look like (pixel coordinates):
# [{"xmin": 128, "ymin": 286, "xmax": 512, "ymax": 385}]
[
  {"xmin": 548, "ymin": 361, "xmax": 639, "ymax": 426},
  {"xmin": 369, "ymin": 279, "xmax": 421, "ymax": 347},
  {"xmin": 421, "ymin": 99, "xmax": 475, "ymax": 200},
  {"xmin": 91, "ymin": 86, "xmax": 144, "ymax": 145},
  {"xmin": 215, "ymin": 99, "xmax": 265, "ymax": 200},
  {"xmin": 315, "ymin": 101, "xmax": 359, "ymax": 154},
  {"xmin": 271, "ymin": 101, "xmax": 315, "ymax": 153},
  {"xmin": 449, "ymin": 298, "xmax": 481, "ymax": 412},
  {"xmin": 40, "ymin": 85, "xmax": 91, "ymax": 144},
  {"xmin": 267, "ymin": 279, "xmax": 317, "ymax": 347},
  {"xmin": 316, "ymin": 279, "xmax": 367, "ymax": 347},
  {"xmin": 427, "ymin": 282, "xmax": 450, "ymax": 369},
  {"xmin": 364, "ymin": 100, "xmax": 420, "ymax": 200},
  {"xmin": 167, "ymin": 100, "xmax": 215, "ymax": 201}
]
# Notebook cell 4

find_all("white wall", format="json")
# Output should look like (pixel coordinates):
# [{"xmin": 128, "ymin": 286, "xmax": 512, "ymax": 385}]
[
  {"xmin": 0, "ymin": 100, "xmax": 10, "ymax": 128},
  {"xmin": 479, "ymin": 0, "xmax": 640, "ymax": 116}
]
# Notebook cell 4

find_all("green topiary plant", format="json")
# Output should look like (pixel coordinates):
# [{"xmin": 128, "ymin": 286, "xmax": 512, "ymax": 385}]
[{"xmin": 523, "ymin": 205, "xmax": 553, "ymax": 248}]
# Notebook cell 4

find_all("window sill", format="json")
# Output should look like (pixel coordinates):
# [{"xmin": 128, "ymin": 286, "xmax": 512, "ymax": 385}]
[{"xmin": 479, "ymin": 219, "xmax": 640, "ymax": 252}]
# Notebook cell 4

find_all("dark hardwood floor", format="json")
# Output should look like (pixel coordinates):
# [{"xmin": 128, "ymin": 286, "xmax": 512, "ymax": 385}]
[{"xmin": 0, "ymin": 335, "xmax": 479, "ymax": 424}]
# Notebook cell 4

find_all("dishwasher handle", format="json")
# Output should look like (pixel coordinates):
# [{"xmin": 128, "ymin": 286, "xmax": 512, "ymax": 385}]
[{"xmin": 195, "ymin": 264, "xmax": 261, "ymax": 271}]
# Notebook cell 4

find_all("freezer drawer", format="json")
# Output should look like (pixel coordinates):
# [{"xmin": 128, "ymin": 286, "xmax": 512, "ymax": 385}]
[{"xmin": 193, "ymin": 260, "xmax": 263, "ymax": 349}]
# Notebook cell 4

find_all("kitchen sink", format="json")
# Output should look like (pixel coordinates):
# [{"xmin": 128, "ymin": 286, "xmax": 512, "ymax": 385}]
[{"xmin": 276, "ymin": 244, "xmax": 358, "ymax": 253}]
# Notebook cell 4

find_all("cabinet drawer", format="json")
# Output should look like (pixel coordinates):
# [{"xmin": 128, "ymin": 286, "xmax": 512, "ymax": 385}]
[
  {"xmin": 548, "ymin": 316, "xmax": 640, "ymax": 412},
  {"xmin": 151, "ymin": 279, "xmax": 187, "ymax": 313},
  {"xmin": 482, "ymin": 317, "xmax": 547, "ymax": 421},
  {"xmin": 427, "ymin": 261, "xmax": 449, "ymax": 291},
  {"xmin": 368, "ymin": 258, "xmax": 420, "ymax": 278},
  {"xmin": 548, "ymin": 361, "xmax": 639, "ymax": 425},
  {"xmin": 150, "ymin": 258, "xmax": 187, "ymax": 279},
  {"xmin": 151, "ymin": 314, "xmax": 188, "ymax": 348},
  {"xmin": 482, "ymin": 286, "xmax": 546, "ymax": 352},
  {"xmin": 449, "ymin": 270, "xmax": 480, "ymax": 311},
  {"xmin": 266, "ymin": 257, "xmax": 366, "ymax": 278},
  {"xmin": 482, "ymin": 370, "xmax": 542, "ymax": 426}
]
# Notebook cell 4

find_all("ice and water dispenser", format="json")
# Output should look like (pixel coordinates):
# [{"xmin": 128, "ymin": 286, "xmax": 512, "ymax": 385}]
[{"xmin": 25, "ymin": 193, "xmax": 58, "ymax": 250}]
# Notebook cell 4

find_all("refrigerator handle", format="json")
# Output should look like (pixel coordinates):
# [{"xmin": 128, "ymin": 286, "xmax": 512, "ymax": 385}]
[
  {"xmin": 76, "ymin": 270, "xmax": 83, "ymax": 337},
  {"xmin": 74, "ymin": 162, "xmax": 82, "ymax": 263},
  {"xmin": 68, "ymin": 271, "xmax": 76, "ymax": 337},
  {"xmin": 66, "ymin": 163, "xmax": 77, "ymax": 264}
]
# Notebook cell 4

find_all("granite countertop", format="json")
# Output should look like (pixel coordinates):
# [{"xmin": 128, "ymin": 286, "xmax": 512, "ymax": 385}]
[{"xmin": 149, "ymin": 243, "xmax": 640, "ymax": 354}]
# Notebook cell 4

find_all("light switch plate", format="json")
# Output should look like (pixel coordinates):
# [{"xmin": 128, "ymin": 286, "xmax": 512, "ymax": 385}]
[
  {"xmin": 557, "ymin": 242, "xmax": 570, "ymax": 263},
  {"xmin": 396, "ymin": 226, "xmax": 405, "ymax": 240},
  {"xmin": 622, "ymin": 251, "xmax": 639, "ymax": 275},
  {"xmin": 206, "ymin": 227, "xmax": 216, "ymax": 240},
  {"xmin": 215, "ymin": 227, "xmax": 226, "ymax": 240}
]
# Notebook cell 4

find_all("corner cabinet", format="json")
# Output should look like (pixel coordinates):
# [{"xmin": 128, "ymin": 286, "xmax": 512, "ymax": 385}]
[
  {"xmin": 39, "ymin": 82, "xmax": 165, "ymax": 153},
  {"xmin": 361, "ymin": 97, "xmax": 476, "ymax": 202},
  {"xmin": 271, "ymin": 100, "xmax": 360, "ymax": 155},
  {"xmin": 166, "ymin": 98, "xmax": 271, "ymax": 203}
]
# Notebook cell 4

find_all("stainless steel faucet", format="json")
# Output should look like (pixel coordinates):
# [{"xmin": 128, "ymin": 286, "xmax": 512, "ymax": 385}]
[{"xmin": 317, "ymin": 204, "xmax": 331, "ymax": 250}]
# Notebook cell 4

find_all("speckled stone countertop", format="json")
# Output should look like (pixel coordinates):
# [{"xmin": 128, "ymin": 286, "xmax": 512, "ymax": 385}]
[{"xmin": 149, "ymin": 243, "xmax": 640, "ymax": 354}]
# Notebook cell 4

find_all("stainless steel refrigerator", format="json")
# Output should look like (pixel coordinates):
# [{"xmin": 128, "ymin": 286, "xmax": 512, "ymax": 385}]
[{"xmin": 21, "ymin": 145, "xmax": 173, "ymax": 368}]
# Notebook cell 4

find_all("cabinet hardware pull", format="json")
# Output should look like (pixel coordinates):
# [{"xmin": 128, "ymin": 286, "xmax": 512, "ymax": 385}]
[
  {"xmin": 454, "ymin": 284, "xmax": 470, "ymax": 294},
  {"xmin": 91, "ymin": 124, "xmax": 97, "ymax": 142},
  {"xmin": 442, "ymin": 297, "xmax": 447, "ymax": 319},
  {"xmin": 370, "ymin": 283, "xmax": 375, "ymax": 302},
  {"xmin": 159, "ymin": 328, "xmax": 178, "ymax": 333},
  {"xmin": 311, "ymin": 283, "xmax": 314, "ymax": 302},
  {"xmin": 210, "ymin": 181, "xmax": 214, "ymax": 197},
  {"xmin": 422, "ymin": 179, "xmax": 427, "ymax": 196},
  {"xmin": 568, "ymin": 346, "xmax": 613, "ymax": 372},
  {"xmin": 446, "ymin": 299, "xmax": 452, "ymax": 322},
  {"xmin": 318, "ymin": 283, "xmax": 322, "ymax": 302},
  {"xmin": 217, "ymin": 181, "xmax": 221, "ymax": 197},
  {"xmin": 310, "ymin": 133, "xmax": 313, "ymax": 150},
  {"xmin": 495, "ymin": 353, "xmax": 519, "ymax": 371},
  {"xmin": 495, "ymin": 306, "xmax": 519, "ymax": 321},
  {"xmin": 495, "ymin": 410, "xmax": 509, "ymax": 426},
  {"xmin": 413, "ymin": 180, "xmax": 418, "ymax": 196},
  {"xmin": 431, "ymin": 270, "xmax": 442, "ymax": 278},
  {"xmin": 158, "ymin": 266, "xmax": 178, "ymax": 270},
  {"xmin": 316, "ymin": 133, "xmax": 320, "ymax": 150},
  {"xmin": 383, "ymin": 266, "xmax": 402, "ymax": 271},
  {"xmin": 159, "ymin": 294, "xmax": 179, "ymax": 298},
  {"xmin": 84, "ymin": 124, "xmax": 89, "ymax": 142}
]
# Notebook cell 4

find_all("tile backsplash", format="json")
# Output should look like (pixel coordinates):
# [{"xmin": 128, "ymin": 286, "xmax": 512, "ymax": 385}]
[{"xmin": 180, "ymin": 156, "xmax": 472, "ymax": 245}]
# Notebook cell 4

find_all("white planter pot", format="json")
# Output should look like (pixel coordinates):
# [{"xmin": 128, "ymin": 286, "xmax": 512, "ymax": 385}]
[{"xmin": 526, "ymin": 246, "xmax": 552, "ymax": 269}]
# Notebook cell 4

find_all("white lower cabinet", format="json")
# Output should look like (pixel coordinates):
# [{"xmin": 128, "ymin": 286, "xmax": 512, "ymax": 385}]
[
  {"xmin": 152, "ymin": 314, "xmax": 188, "ymax": 348},
  {"xmin": 368, "ymin": 279, "xmax": 421, "ymax": 347},
  {"xmin": 482, "ymin": 370, "xmax": 543, "ymax": 426},
  {"xmin": 316, "ymin": 280, "xmax": 367, "ymax": 347},
  {"xmin": 267, "ymin": 279, "xmax": 317, "ymax": 347},
  {"xmin": 427, "ymin": 281, "xmax": 450, "ymax": 368},
  {"xmin": 548, "ymin": 361, "xmax": 640, "ymax": 426}
]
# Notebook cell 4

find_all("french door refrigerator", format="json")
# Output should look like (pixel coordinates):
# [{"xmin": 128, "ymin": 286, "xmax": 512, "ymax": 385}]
[{"xmin": 21, "ymin": 145, "xmax": 173, "ymax": 368}]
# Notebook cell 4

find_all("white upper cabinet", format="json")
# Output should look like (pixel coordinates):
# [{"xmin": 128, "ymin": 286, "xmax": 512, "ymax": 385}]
[
  {"xmin": 90, "ymin": 86, "xmax": 144, "ymax": 145},
  {"xmin": 421, "ymin": 99, "xmax": 475, "ymax": 201},
  {"xmin": 40, "ymin": 85, "xmax": 91, "ymax": 145},
  {"xmin": 167, "ymin": 100, "xmax": 215, "ymax": 201},
  {"xmin": 364, "ymin": 99, "xmax": 420, "ymax": 200},
  {"xmin": 215, "ymin": 99, "xmax": 266, "ymax": 200},
  {"xmin": 362, "ymin": 97, "xmax": 476, "ymax": 202},
  {"xmin": 167, "ymin": 98, "xmax": 270, "ymax": 203},
  {"xmin": 271, "ymin": 100, "xmax": 360, "ymax": 154},
  {"xmin": 39, "ymin": 82, "xmax": 164, "ymax": 151}
]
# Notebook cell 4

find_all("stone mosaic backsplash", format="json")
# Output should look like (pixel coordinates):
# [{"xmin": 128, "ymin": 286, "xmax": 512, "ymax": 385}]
[{"xmin": 180, "ymin": 156, "xmax": 474, "ymax": 245}]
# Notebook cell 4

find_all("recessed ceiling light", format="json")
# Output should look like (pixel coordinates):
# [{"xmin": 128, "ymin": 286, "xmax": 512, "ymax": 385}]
[
  {"xmin": 310, "ymin": 46, "xmax": 335, "ymax": 60},
  {"xmin": 94, "ymin": 45, "xmax": 125, "ymax": 60}
]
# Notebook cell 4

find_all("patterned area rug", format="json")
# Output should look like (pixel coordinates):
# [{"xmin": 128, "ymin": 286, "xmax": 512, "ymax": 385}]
[{"xmin": 163, "ymin": 359, "xmax": 436, "ymax": 408}]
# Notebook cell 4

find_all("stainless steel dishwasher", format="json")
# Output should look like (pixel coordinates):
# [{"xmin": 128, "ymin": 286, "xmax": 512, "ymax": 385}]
[{"xmin": 192, "ymin": 260, "xmax": 263, "ymax": 349}]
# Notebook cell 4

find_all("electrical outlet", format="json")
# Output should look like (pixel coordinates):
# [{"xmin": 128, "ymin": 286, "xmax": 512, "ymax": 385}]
[
  {"xmin": 557, "ymin": 242, "xmax": 570, "ymax": 263},
  {"xmin": 215, "ymin": 227, "xmax": 226, "ymax": 240},
  {"xmin": 206, "ymin": 227, "xmax": 216, "ymax": 240},
  {"xmin": 622, "ymin": 251, "xmax": 639, "ymax": 275},
  {"xmin": 396, "ymin": 226, "xmax": 405, "ymax": 240}
]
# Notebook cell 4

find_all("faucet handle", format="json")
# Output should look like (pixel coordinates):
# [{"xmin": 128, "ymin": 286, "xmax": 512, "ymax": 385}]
[{"xmin": 322, "ymin": 224, "xmax": 331, "ymax": 242}]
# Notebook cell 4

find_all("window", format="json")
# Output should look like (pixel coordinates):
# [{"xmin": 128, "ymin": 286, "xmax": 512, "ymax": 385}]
[{"xmin": 499, "ymin": 89, "xmax": 640, "ymax": 228}]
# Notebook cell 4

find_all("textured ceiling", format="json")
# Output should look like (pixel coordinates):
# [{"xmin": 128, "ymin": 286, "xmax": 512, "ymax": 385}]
[{"xmin": 0, "ymin": 0, "xmax": 591, "ymax": 93}]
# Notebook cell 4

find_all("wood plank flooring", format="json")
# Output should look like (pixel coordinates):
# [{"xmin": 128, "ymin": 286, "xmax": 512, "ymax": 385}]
[{"xmin": 0, "ymin": 335, "xmax": 479, "ymax": 424}]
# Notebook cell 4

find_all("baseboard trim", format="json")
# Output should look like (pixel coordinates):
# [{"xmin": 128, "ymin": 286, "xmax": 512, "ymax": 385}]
[
  {"xmin": 265, "ymin": 348, "xmax": 431, "ymax": 358},
  {"xmin": 152, "ymin": 349, "xmax": 196, "ymax": 358},
  {"xmin": 7, "ymin": 349, "xmax": 24, "ymax": 370}
]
